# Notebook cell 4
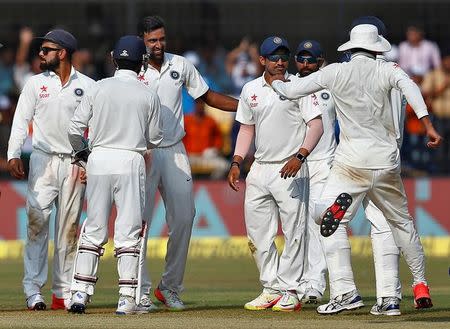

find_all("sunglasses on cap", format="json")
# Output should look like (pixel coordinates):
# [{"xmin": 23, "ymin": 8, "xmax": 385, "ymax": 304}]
[
  {"xmin": 40, "ymin": 46, "xmax": 63, "ymax": 55},
  {"xmin": 266, "ymin": 54, "xmax": 290, "ymax": 62},
  {"xmin": 296, "ymin": 55, "xmax": 319, "ymax": 64}
]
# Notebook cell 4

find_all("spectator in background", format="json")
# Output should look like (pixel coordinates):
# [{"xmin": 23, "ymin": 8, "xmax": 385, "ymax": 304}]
[
  {"xmin": 14, "ymin": 27, "xmax": 42, "ymax": 91},
  {"xmin": 197, "ymin": 37, "xmax": 232, "ymax": 93},
  {"xmin": 182, "ymin": 50, "xmax": 222, "ymax": 114},
  {"xmin": 0, "ymin": 94, "xmax": 14, "ymax": 179},
  {"xmin": 183, "ymin": 99, "xmax": 229, "ymax": 179},
  {"xmin": 72, "ymin": 48, "xmax": 99, "ymax": 80},
  {"xmin": 0, "ymin": 45, "xmax": 15, "ymax": 95},
  {"xmin": 422, "ymin": 48, "xmax": 450, "ymax": 174},
  {"xmin": 226, "ymin": 37, "xmax": 262, "ymax": 97},
  {"xmin": 399, "ymin": 25, "xmax": 441, "ymax": 76},
  {"xmin": 227, "ymin": 38, "xmax": 261, "ymax": 163}
]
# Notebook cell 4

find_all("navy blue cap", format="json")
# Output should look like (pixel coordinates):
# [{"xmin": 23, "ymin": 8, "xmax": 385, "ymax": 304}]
[
  {"xmin": 351, "ymin": 16, "xmax": 387, "ymax": 37},
  {"xmin": 260, "ymin": 36, "xmax": 290, "ymax": 57},
  {"xmin": 37, "ymin": 29, "xmax": 77, "ymax": 52},
  {"xmin": 113, "ymin": 35, "xmax": 147, "ymax": 62},
  {"xmin": 296, "ymin": 40, "xmax": 323, "ymax": 58}
]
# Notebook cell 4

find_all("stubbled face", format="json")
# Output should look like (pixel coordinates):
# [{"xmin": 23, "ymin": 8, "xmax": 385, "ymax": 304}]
[
  {"xmin": 296, "ymin": 51, "xmax": 320, "ymax": 77},
  {"xmin": 259, "ymin": 48, "xmax": 290, "ymax": 77},
  {"xmin": 143, "ymin": 28, "xmax": 166, "ymax": 62},
  {"xmin": 39, "ymin": 41, "xmax": 62, "ymax": 71}
]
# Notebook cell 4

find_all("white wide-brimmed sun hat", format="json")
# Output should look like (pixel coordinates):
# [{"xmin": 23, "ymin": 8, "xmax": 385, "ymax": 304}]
[{"xmin": 338, "ymin": 24, "xmax": 391, "ymax": 52}]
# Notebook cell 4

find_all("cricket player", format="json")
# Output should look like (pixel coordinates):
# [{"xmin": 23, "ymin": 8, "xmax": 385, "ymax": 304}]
[
  {"xmin": 350, "ymin": 16, "xmax": 404, "ymax": 316},
  {"xmin": 137, "ymin": 16, "xmax": 238, "ymax": 310},
  {"xmin": 295, "ymin": 33, "xmax": 404, "ymax": 315},
  {"xmin": 228, "ymin": 36, "xmax": 323, "ymax": 312},
  {"xmin": 67, "ymin": 35, "xmax": 163, "ymax": 315},
  {"xmin": 7, "ymin": 29, "xmax": 94, "ymax": 310},
  {"xmin": 271, "ymin": 24, "xmax": 441, "ymax": 314},
  {"xmin": 293, "ymin": 40, "xmax": 334, "ymax": 305}
]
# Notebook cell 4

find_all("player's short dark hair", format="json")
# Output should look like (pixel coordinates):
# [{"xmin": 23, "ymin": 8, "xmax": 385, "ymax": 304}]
[
  {"xmin": 138, "ymin": 16, "xmax": 165, "ymax": 36},
  {"xmin": 115, "ymin": 59, "xmax": 142, "ymax": 73}
]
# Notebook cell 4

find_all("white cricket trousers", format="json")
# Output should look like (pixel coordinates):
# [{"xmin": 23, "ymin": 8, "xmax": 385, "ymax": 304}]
[
  {"xmin": 141, "ymin": 141, "xmax": 195, "ymax": 294},
  {"xmin": 305, "ymin": 159, "xmax": 401, "ymax": 300},
  {"xmin": 245, "ymin": 160, "xmax": 309, "ymax": 294},
  {"xmin": 71, "ymin": 148, "xmax": 146, "ymax": 297},
  {"xmin": 318, "ymin": 161, "xmax": 426, "ymax": 298},
  {"xmin": 23, "ymin": 150, "xmax": 85, "ymax": 299},
  {"xmin": 300, "ymin": 159, "xmax": 329, "ymax": 296},
  {"xmin": 365, "ymin": 200, "xmax": 401, "ymax": 300}
]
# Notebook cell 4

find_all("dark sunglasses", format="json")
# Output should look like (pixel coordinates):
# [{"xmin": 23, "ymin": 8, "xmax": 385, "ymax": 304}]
[
  {"xmin": 296, "ymin": 55, "xmax": 319, "ymax": 64},
  {"xmin": 266, "ymin": 54, "xmax": 290, "ymax": 62},
  {"xmin": 40, "ymin": 46, "xmax": 62, "ymax": 55}
]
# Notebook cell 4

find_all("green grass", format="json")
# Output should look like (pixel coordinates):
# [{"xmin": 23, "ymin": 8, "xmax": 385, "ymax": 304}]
[{"xmin": 0, "ymin": 256, "xmax": 448, "ymax": 328}]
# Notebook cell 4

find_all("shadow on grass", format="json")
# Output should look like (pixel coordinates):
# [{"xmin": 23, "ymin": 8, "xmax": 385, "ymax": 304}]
[{"xmin": 405, "ymin": 315, "xmax": 450, "ymax": 322}]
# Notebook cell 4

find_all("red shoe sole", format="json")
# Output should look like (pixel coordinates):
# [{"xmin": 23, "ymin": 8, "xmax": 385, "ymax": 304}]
[
  {"xmin": 320, "ymin": 193, "xmax": 352, "ymax": 237},
  {"xmin": 413, "ymin": 283, "xmax": 433, "ymax": 309}
]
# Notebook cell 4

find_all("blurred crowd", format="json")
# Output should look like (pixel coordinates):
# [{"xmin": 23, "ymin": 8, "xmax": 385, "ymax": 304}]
[{"xmin": 0, "ymin": 25, "xmax": 449, "ymax": 180}]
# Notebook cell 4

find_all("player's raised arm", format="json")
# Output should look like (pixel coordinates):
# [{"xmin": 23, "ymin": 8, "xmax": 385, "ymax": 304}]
[
  {"xmin": 200, "ymin": 89, "xmax": 239, "ymax": 112},
  {"xmin": 271, "ymin": 70, "xmax": 323, "ymax": 100}
]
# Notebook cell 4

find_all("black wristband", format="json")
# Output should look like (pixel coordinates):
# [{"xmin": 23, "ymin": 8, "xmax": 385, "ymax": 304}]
[
  {"xmin": 295, "ymin": 153, "xmax": 306, "ymax": 163},
  {"xmin": 231, "ymin": 161, "xmax": 240, "ymax": 168}
]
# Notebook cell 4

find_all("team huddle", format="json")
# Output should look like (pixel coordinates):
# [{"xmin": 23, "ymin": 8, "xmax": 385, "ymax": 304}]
[{"xmin": 6, "ymin": 14, "xmax": 441, "ymax": 316}]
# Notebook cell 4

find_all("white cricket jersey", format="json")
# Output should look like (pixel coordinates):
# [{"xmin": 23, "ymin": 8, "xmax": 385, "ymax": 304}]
[
  {"xmin": 139, "ymin": 53, "xmax": 209, "ymax": 147},
  {"xmin": 236, "ymin": 73, "xmax": 321, "ymax": 162},
  {"xmin": 7, "ymin": 67, "xmax": 94, "ymax": 160},
  {"xmin": 377, "ymin": 55, "xmax": 406, "ymax": 148},
  {"xmin": 304, "ymin": 89, "xmax": 337, "ymax": 161},
  {"xmin": 272, "ymin": 52, "xmax": 428, "ymax": 169},
  {"xmin": 68, "ymin": 69, "xmax": 163, "ymax": 153}
]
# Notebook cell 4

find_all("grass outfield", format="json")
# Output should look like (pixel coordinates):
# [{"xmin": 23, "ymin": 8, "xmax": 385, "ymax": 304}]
[{"xmin": 0, "ymin": 256, "xmax": 448, "ymax": 329}]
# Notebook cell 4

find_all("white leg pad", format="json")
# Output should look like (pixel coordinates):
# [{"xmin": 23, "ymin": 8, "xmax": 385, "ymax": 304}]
[
  {"xmin": 116, "ymin": 246, "xmax": 140, "ymax": 298},
  {"xmin": 71, "ymin": 243, "xmax": 104, "ymax": 296}
]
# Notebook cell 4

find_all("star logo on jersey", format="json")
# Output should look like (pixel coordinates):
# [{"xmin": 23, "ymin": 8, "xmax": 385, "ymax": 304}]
[
  {"xmin": 250, "ymin": 94, "xmax": 258, "ymax": 108},
  {"xmin": 137, "ymin": 74, "xmax": 149, "ymax": 85},
  {"xmin": 39, "ymin": 85, "xmax": 50, "ymax": 99}
]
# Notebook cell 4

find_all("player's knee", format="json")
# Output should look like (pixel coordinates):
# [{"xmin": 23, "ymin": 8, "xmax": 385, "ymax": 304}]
[{"xmin": 26, "ymin": 205, "xmax": 47, "ymax": 241}]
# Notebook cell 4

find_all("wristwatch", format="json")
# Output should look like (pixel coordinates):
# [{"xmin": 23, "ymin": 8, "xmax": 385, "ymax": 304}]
[{"xmin": 295, "ymin": 153, "xmax": 306, "ymax": 163}]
